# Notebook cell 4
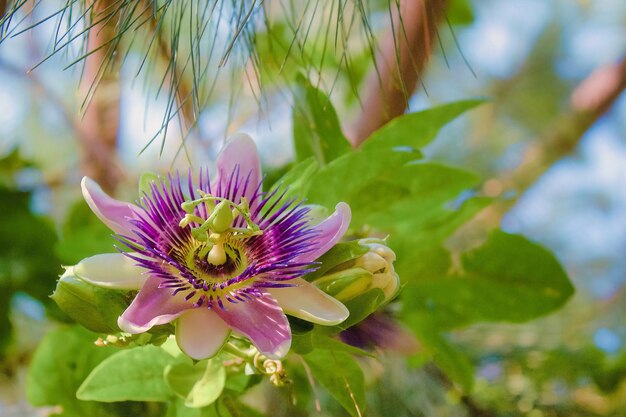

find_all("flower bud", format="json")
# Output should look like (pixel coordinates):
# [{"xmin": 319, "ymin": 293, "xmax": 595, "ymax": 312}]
[
  {"xmin": 52, "ymin": 267, "xmax": 129, "ymax": 333},
  {"xmin": 312, "ymin": 238, "xmax": 399, "ymax": 303},
  {"xmin": 355, "ymin": 238, "xmax": 399, "ymax": 301}
]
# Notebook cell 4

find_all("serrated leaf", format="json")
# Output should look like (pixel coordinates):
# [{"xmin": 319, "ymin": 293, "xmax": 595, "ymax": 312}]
[
  {"xmin": 293, "ymin": 75, "xmax": 352, "ymax": 165},
  {"xmin": 77, "ymin": 345, "xmax": 175, "ymax": 402},
  {"xmin": 165, "ymin": 359, "xmax": 226, "ymax": 408},
  {"xmin": 303, "ymin": 349, "xmax": 366, "ymax": 417}
]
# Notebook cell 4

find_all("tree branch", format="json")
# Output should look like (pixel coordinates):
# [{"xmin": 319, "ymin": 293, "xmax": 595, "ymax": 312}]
[
  {"xmin": 346, "ymin": 0, "xmax": 447, "ymax": 146},
  {"xmin": 459, "ymin": 58, "xmax": 626, "ymax": 240},
  {"xmin": 76, "ymin": 0, "xmax": 124, "ymax": 194}
]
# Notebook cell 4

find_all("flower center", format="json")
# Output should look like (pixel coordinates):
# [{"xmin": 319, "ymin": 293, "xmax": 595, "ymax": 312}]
[{"xmin": 174, "ymin": 192, "xmax": 264, "ymax": 307}]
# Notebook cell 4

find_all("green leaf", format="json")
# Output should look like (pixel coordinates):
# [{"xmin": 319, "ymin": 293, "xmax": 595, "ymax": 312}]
[
  {"xmin": 306, "ymin": 149, "xmax": 420, "ymax": 208},
  {"xmin": 56, "ymin": 199, "xmax": 116, "ymax": 264},
  {"xmin": 51, "ymin": 275, "xmax": 129, "ymax": 333},
  {"xmin": 211, "ymin": 395, "xmax": 266, "ymax": 417},
  {"xmin": 165, "ymin": 359, "xmax": 226, "ymax": 408},
  {"xmin": 267, "ymin": 157, "xmax": 319, "ymax": 204},
  {"xmin": 312, "ymin": 334, "xmax": 372, "ymax": 357},
  {"xmin": 0, "ymin": 291, "xmax": 12, "ymax": 354},
  {"xmin": 391, "ymin": 197, "xmax": 490, "ymax": 280},
  {"xmin": 410, "ymin": 319, "xmax": 475, "ymax": 391},
  {"xmin": 347, "ymin": 162, "xmax": 482, "ymax": 229},
  {"xmin": 0, "ymin": 187, "xmax": 58, "ymax": 297},
  {"xmin": 335, "ymin": 288, "xmax": 386, "ymax": 330},
  {"xmin": 223, "ymin": 373, "xmax": 259, "ymax": 394},
  {"xmin": 77, "ymin": 345, "xmax": 176, "ymax": 402},
  {"xmin": 292, "ymin": 328, "xmax": 371, "ymax": 357},
  {"xmin": 292, "ymin": 74, "xmax": 352, "ymax": 165},
  {"xmin": 404, "ymin": 231, "xmax": 575, "ymax": 329},
  {"xmin": 360, "ymin": 99, "xmax": 484, "ymax": 152},
  {"xmin": 139, "ymin": 171, "xmax": 161, "ymax": 195},
  {"xmin": 303, "ymin": 349, "xmax": 366, "ymax": 417},
  {"xmin": 26, "ymin": 326, "xmax": 130, "ymax": 417},
  {"xmin": 448, "ymin": 0, "xmax": 474, "ymax": 25}
]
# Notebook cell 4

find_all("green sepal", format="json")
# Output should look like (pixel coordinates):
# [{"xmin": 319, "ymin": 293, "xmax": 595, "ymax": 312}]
[
  {"xmin": 51, "ymin": 273, "xmax": 129, "ymax": 334},
  {"xmin": 305, "ymin": 240, "xmax": 369, "ymax": 281},
  {"xmin": 313, "ymin": 268, "xmax": 373, "ymax": 302}
]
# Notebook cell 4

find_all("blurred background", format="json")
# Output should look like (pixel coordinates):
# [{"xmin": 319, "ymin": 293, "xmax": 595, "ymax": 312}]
[{"xmin": 0, "ymin": 0, "xmax": 625, "ymax": 416}]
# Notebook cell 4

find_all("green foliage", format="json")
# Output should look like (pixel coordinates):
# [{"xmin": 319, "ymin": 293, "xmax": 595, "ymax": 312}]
[
  {"xmin": 411, "ymin": 320, "xmax": 475, "ymax": 391},
  {"xmin": 403, "ymin": 231, "xmax": 574, "ymax": 330},
  {"xmin": 304, "ymin": 240, "xmax": 369, "ymax": 281},
  {"xmin": 56, "ymin": 199, "xmax": 117, "ymax": 264},
  {"xmin": 51, "ymin": 275, "xmax": 129, "ymax": 334},
  {"xmin": 26, "ymin": 326, "xmax": 156, "ymax": 417},
  {"xmin": 0, "ymin": 187, "xmax": 59, "ymax": 296},
  {"xmin": 360, "ymin": 99, "xmax": 484, "ymax": 152},
  {"xmin": 165, "ymin": 359, "xmax": 226, "ymax": 408},
  {"xmin": 303, "ymin": 349, "xmax": 366, "ymax": 417},
  {"xmin": 336, "ymin": 288, "xmax": 387, "ymax": 330},
  {"xmin": 0, "ymin": 151, "xmax": 59, "ymax": 353},
  {"xmin": 448, "ymin": 0, "xmax": 475, "ymax": 25},
  {"xmin": 289, "ymin": 83, "xmax": 575, "ymax": 399},
  {"xmin": 292, "ymin": 75, "xmax": 353, "ymax": 165},
  {"xmin": 77, "ymin": 345, "xmax": 176, "ymax": 402}
]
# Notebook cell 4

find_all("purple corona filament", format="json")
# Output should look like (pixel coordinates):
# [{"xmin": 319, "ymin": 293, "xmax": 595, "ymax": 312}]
[{"xmin": 120, "ymin": 169, "xmax": 317, "ymax": 310}]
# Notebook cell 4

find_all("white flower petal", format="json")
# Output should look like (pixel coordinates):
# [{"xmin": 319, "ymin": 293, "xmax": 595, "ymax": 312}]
[
  {"xmin": 269, "ymin": 278, "xmax": 350, "ymax": 326},
  {"xmin": 176, "ymin": 308, "xmax": 232, "ymax": 360},
  {"xmin": 71, "ymin": 253, "xmax": 147, "ymax": 290}
]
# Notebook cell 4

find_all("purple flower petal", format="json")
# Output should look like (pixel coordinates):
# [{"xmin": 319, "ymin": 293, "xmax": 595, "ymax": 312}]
[
  {"xmin": 295, "ymin": 202, "xmax": 351, "ymax": 263},
  {"xmin": 214, "ymin": 133, "xmax": 262, "ymax": 205},
  {"xmin": 81, "ymin": 177, "xmax": 141, "ymax": 235},
  {"xmin": 118, "ymin": 276, "xmax": 194, "ymax": 333},
  {"xmin": 72, "ymin": 253, "xmax": 147, "ymax": 290},
  {"xmin": 176, "ymin": 308, "xmax": 232, "ymax": 359},
  {"xmin": 215, "ymin": 293, "xmax": 291, "ymax": 359},
  {"xmin": 268, "ymin": 278, "xmax": 349, "ymax": 325}
]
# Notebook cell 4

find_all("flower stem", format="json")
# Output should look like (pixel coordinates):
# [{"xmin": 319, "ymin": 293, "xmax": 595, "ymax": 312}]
[{"xmin": 222, "ymin": 342, "xmax": 254, "ymax": 360}]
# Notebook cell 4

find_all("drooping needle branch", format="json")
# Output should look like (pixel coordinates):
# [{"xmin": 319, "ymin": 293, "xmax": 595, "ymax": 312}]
[{"xmin": 347, "ymin": 0, "xmax": 447, "ymax": 147}]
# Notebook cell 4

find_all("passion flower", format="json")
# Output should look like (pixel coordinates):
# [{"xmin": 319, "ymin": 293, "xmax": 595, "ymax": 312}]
[{"xmin": 69, "ymin": 134, "xmax": 350, "ymax": 359}]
